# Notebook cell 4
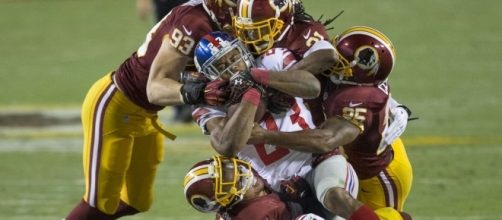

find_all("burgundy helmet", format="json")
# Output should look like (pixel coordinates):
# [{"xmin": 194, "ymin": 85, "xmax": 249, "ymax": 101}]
[
  {"xmin": 328, "ymin": 26, "xmax": 396, "ymax": 85},
  {"xmin": 183, "ymin": 155, "xmax": 255, "ymax": 213},
  {"xmin": 202, "ymin": 0, "xmax": 238, "ymax": 32},
  {"xmin": 233, "ymin": 0, "xmax": 294, "ymax": 54}
]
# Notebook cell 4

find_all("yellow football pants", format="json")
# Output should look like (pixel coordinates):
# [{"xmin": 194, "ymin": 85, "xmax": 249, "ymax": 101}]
[
  {"xmin": 80, "ymin": 73, "xmax": 165, "ymax": 214},
  {"xmin": 357, "ymin": 138, "xmax": 413, "ymax": 213}
]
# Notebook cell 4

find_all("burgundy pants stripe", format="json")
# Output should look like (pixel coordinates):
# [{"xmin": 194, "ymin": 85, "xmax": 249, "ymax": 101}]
[{"xmin": 377, "ymin": 169, "xmax": 399, "ymax": 209}]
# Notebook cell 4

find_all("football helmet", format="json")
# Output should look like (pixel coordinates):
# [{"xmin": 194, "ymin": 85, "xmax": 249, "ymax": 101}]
[
  {"xmin": 233, "ymin": 0, "xmax": 294, "ymax": 54},
  {"xmin": 194, "ymin": 31, "xmax": 254, "ymax": 80},
  {"xmin": 327, "ymin": 26, "xmax": 396, "ymax": 86},
  {"xmin": 183, "ymin": 155, "xmax": 255, "ymax": 213},
  {"xmin": 202, "ymin": 0, "xmax": 238, "ymax": 32}
]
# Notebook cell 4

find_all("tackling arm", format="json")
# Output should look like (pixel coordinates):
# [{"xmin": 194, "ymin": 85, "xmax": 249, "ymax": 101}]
[
  {"xmin": 147, "ymin": 39, "xmax": 188, "ymax": 106},
  {"xmin": 250, "ymin": 116, "xmax": 360, "ymax": 153},
  {"xmin": 250, "ymin": 47, "xmax": 336, "ymax": 99},
  {"xmin": 289, "ymin": 48, "xmax": 338, "ymax": 74},
  {"xmin": 251, "ymin": 68, "xmax": 320, "ymax": 99},
  {"xmin": 249, "ymin": 46, "xmax": 338, "ymax": 99}
]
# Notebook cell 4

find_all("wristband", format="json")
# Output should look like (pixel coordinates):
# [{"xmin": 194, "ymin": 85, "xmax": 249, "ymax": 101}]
[
  {"xmin": 250, "ymin": 68, "xmax": 270, "ymax": 86},
  {"xmin": 242, "ymin": 88, "xmax": 261, "ymax": 106}
]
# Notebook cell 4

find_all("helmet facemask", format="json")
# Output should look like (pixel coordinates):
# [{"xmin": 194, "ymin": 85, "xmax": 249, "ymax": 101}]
[
  {"xmin": 233, "ymin": 16, "xmax": 284, "ymax": 54},
  {"xmin": 183, "ymin": 156, "xmax": 255, "ymax": 213},
  {"xmin": 213, "ymin": 156, "xmax": 255, "ymax": 208},
  {"xmin": 323, "ymin": 37, "xmax": 353, "ymax": 83},
  {"xmin": 195, "ymin": 35, "xmax": 255, "ymax": 81},
  {"xmin": 233, "ymin": 0, "xmax": 294, "ymax": 55}
]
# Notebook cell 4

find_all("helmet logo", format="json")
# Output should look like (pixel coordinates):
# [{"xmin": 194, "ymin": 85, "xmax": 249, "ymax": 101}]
[
  {"xmin": 191, "ymin": 194, "xmax": 218, "ymax": 212},
  {"xmin": 208, "ymin": 36, "xmax": 232, "ymax": 55},
  {"xmin": 354, "ymin": 46, "xmax": 379, "ymax": 77},
  {"xmin": 270, "ymin": 0, "xmax": 292, "ymax": 13}
]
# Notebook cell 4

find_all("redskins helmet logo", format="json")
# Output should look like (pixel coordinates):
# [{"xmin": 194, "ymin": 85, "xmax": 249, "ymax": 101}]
[
  {"xmin": 354, "ymin": 46, "xmax": 379, "ymax": 77},
  {"xmin": 190, "ymin": 194, "xmax": 219, "ymax": 212},
  {"xmin": 270, "ymin": 0, "xmax": 293, "ymax": 13}
]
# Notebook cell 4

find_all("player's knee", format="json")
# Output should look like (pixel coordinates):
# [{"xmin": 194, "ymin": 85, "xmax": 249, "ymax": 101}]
[{"xmin": 323, "ymin": 187, "xmax": 361, "ymax": 218}]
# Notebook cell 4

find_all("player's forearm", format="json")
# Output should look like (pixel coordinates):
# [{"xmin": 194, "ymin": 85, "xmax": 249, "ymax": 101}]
[
  {"xmin": 262, "ymin": 129, "xmax": 335, "ymax": 153},
  {"xmin": 218, "ymin": 106, "xmax": 256, "ymax": 156},
  {"xmin": 288, "ymin": 48, "xmax": 338, "ymax": 74},
  {"xmin": 146, "ymin": 78, "xmax": 184, "ymax": 106},
  {"xmin": 261, "ymin": 117, "xmax": 360, "ymax": 153},
  {"xmin": 266, "ymin": 69, "xmax": 320, "ymax": 98},
  {"xmin": 213, "ymin": 89, "xmax": 261, "ymax": 156},
  {"xmin": 320, "ymin": 116, "xmax": 361, "ymax": 149},
  {"xmin": 147, "ymin": 39, "xmax": 190, "ymax": 106}
]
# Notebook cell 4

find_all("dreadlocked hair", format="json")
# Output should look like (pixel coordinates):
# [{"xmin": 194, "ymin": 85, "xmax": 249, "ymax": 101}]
[
  {"xmin": 293, "ymin": 0, "xmax": 315, "ymax": 22},
  {"xmin": 291, "ymin": 0, "xmax": 344, "ymax": 31},
  {"xmin": 317, "ymin": 10, "xmax": 344, "ymax": 31}
]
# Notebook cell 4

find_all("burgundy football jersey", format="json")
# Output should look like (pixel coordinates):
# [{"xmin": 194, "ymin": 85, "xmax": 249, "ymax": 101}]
[
  {"xmin": 323, "ymin": 82, "xmax": 393, "ymax": 179},
  {"xmin": 114, "ymin": 2, "xmax": 217, "ymax": 111},
  {"xmin": 219, "ymin": 193, "xmax": 291, "ymax": 220},
  {"xmin": 275, "ymin": 20, "xmax": 330, "ymax": 59}
]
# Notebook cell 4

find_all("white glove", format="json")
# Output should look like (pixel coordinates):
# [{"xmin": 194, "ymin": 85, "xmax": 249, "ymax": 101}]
[
  {"xmin": 382, "ymin": 105, "xmax": 409, "ymax": 147},
  {"xmin": 296, "ymin": 213, "xmax": 325, "ymax": 220}
]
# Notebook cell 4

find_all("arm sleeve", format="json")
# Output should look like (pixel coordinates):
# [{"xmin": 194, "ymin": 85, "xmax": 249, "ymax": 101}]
[{"xmin": 192, "ymin": 105, "xmax": 227, "ymax": 135}]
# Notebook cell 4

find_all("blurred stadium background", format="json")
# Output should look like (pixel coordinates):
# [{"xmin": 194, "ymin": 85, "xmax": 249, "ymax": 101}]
[{"xmin": 1, "ymin": 0, "xmax": 501, "ymax": 219}]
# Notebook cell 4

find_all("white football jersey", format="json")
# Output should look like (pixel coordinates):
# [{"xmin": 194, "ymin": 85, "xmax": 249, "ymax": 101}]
[
  {"xmin": 193, "ymin": 48, "xmax": 315, "ymax": 191},
  {"xmin": 238, "ymin": 97, "xmax": 315, "ymax": 191}
]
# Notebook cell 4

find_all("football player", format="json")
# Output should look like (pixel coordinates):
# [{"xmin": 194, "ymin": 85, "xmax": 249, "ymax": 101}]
[
  {"xmin": 65, "ymin": 0, "xmax": 237, "ymax": 219},
  {"xmin": 232, "ymin": 0, "xmax": 338, "ymax": 74},
  {"xmin": 184, "ymin": 155, "xmax": 294, "ymax": 219},
  {"xmin": 191, "ymin": 31, "xmax": 376, "ymax": 220},
  {"xmin": 230, "ymin": 0, "xmax": 343, "ymax": 101},
  {"xmin": 231, "ymin": 0, "xmax": 409, "ymax": 139},
  {"xmin": 136, "ymin": 0, "xmax": 195, "ymax": 123},
  {"xmin": 250, "ymin": 26, "xmax": 413, "ymax": 220}
]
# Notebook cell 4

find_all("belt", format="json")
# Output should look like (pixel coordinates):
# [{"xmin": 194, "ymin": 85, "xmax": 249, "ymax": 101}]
[{"xmin": 112, "ymin": 72, "xmax": 176, "ymax": 141}]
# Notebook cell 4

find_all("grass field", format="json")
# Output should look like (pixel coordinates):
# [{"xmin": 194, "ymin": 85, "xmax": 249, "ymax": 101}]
[{"xmin": 1, "ymin": 0, "xmax": 501, "ymax": 219}]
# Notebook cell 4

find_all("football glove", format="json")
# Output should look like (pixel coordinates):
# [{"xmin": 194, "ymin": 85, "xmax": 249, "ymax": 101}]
[
  {"xmin": 295, "ymin": 213, "xmax": 325, "ymax": 220},
  {"xmin": 381, "ymin": 105, "xmax": 411, "ymax": 147},
  {"xmin": 227, "ymin": 72, "xmax": 256, "ymax": 105},
  {"xmin": 180, "ymin": 79, "xmax": 229, "ymax": 105},
  {"xmin": 266, "ymin": 89, "xmax": 295, "ymax": 114},
  {"xmin": 179, "ymin": 71, "xmax": 208, "ymax": 84},
  {"xmin": 280, "ymin": 176, "xmax": 325, "ymax": 218},
  {"xmin": 180, "ymin": 81, "xmax": 206, "ymax": 105},
  {"xmin": 280, "ymin": 175, "xmax": 311, "ymax": 203},
  {"xmin": 204, "ymin": 79, "xmax": 229, "ymax": 106}
]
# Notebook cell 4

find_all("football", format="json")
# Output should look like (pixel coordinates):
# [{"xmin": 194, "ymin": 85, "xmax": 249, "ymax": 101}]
[{"xmin": 227, "ymin": 98, "xmax": 267, "ymax": 122}]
